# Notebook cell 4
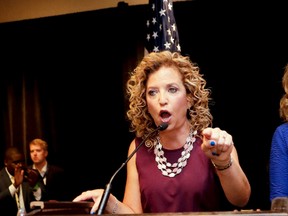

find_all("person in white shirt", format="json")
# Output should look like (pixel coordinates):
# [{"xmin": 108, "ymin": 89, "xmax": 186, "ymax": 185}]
[{"xmin": 28, "ymin": 138, "xmax": 67, "ymax": 201}]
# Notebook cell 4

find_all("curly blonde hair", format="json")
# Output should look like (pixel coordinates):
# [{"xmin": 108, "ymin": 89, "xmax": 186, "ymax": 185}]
[
  {"xmin": 280, "ymin": 64, "xmax": 288, "ymax": 122},
  {"xmin": 126, "ymin": 51, "xmax": 213, "ymax": 147}
]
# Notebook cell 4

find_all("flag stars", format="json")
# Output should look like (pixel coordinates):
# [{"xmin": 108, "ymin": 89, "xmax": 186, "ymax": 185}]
[
  {"xmin": 153, "ymin": 46, "xmax": 160, "ymax": 52},
  {"xmin": 171, "ymin": 24, "xmax": 176, "ymax": 31},
  {"xmin": 152, "ymin": 32, "xmax": 158, "ymax": 39},
  {"xmin": 147, "ymin": 34, "xmax": 151, "ymax": 41},
  {"xmin": 146, "ymin": 20, "xmax": 150, "ymax": 27},
  {"xmin": 167, "ymin": 29, "xmax": 171, "ymax": 36},
  {"xmin": 164, "ymin": 42, "xmax": 171, "ymax": 49},
  {"xmin": 177, "ymin": 44, "xmax": 181, "ymax": 52},
  {"xmin": 145, "ymin": 0, "xmax": 181, "ymax": 53},
  {"xmin": 159, "ymin": 9, "xmax": 166, "ymax": 17}
]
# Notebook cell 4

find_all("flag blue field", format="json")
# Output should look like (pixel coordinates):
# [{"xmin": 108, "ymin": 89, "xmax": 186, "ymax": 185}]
[{"xmin": 145, "ymin": 0, "xmax": 181, "ymax": 53}]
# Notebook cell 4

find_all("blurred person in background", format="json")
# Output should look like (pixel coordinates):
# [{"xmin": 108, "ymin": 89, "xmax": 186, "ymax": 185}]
[
  {"xmin": 28, "ymin": 138, "xmax": 68, "ymax": 201},
  {"xmin": 0, "ymin": 146, "xmax": 36, "ymax": 216},
  {"xmin": 269, "ymin": 64, "xmax": 288, "ymax": 201}
]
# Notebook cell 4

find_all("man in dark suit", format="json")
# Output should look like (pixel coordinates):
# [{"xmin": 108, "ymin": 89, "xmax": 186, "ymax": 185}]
[
  {"xmin": 0, "ymin": 147, "xmax": 35, "ymax": 216},
  {"xmin": 28, "ymin": 138, "xmax": 68, "ymax": 201}
]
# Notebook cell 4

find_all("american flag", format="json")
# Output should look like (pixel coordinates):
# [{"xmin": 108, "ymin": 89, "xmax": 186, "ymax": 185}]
[{"xmin": 145, "ymin": 0, "xmax": 181, "ymax": 53}]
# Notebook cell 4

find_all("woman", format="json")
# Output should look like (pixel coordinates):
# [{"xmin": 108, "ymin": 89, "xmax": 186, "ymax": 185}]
[
  {"xmin": 269, "ymin": 64, "xmax": 288, "ymax": 201},
  {"xmin": 73, "ymin": 51, "xmax": 251, "ymax": 214}
]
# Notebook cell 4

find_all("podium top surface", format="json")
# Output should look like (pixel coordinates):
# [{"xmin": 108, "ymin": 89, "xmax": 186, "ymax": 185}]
[{"xmin": 28, "ymin": 202, "xmax": 288, "ymax": 216}]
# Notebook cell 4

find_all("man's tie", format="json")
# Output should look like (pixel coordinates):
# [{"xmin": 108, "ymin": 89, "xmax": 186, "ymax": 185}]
[{"xmin": 15, "ymin": 189, "xmax": 20, "ymax": 209}]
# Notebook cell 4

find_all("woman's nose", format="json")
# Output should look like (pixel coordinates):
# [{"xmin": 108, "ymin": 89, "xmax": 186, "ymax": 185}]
[{"xmin": 158, "ymin": 92, "xmax": 167, "ymax": 105}]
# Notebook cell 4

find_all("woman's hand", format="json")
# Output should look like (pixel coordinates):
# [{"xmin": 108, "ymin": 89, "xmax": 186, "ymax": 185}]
[
  {"xmin": 13, "ymin": 164, "xmax": 24, "ymax": 188},
  {"xmin": 73, "ymin": 189, "xmax": 104, "ymax": 214},
  {"xmin": 201, "ymin": 127, "xmax": 234, "ymax": 165}
]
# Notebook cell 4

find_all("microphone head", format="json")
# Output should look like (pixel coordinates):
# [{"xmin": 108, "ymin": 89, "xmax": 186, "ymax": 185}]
[{"xmin": 158, "ymin": 122, "xmax": 168, "ymax": 131}]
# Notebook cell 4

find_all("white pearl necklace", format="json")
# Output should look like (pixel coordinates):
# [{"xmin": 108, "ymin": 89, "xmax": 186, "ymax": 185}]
[{"xmin": 154, "ymin": 130, "xmax": 197, "ymax": 178}]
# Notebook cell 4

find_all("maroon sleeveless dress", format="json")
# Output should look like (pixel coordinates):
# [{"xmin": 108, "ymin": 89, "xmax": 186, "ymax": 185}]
[{"xmin": 136, "ymin": 137, "xmax": 223, "ymax": 213}]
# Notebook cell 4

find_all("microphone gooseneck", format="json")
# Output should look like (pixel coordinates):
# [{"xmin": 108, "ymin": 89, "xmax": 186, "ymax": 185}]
[{"xmin": 96, "ymin": 122, "xmax": 168, "ymax": 215}]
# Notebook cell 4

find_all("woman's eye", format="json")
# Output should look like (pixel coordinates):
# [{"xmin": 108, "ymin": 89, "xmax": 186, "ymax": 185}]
[
  {"xmin": 148, "ymin": 90, "xmax": 157, "ymax": 96},
  {"xmin": 169, "ymin": 87, "xmax": 178, "ymax": 93}
]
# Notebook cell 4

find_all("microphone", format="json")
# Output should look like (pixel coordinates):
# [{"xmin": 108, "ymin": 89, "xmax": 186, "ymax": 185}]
[{"xmin": 96, "ymin": 122, "xmax": 168, "ymax": 215}]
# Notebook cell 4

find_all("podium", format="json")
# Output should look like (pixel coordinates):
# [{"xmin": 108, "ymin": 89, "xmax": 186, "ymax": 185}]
[
  {"xmin": 28, "ymin": 201, "xmax": 93, "ymax": 215},
  {"xmin": 27, "ymin": 200, "xmax": 288, "ymax": 216}
]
